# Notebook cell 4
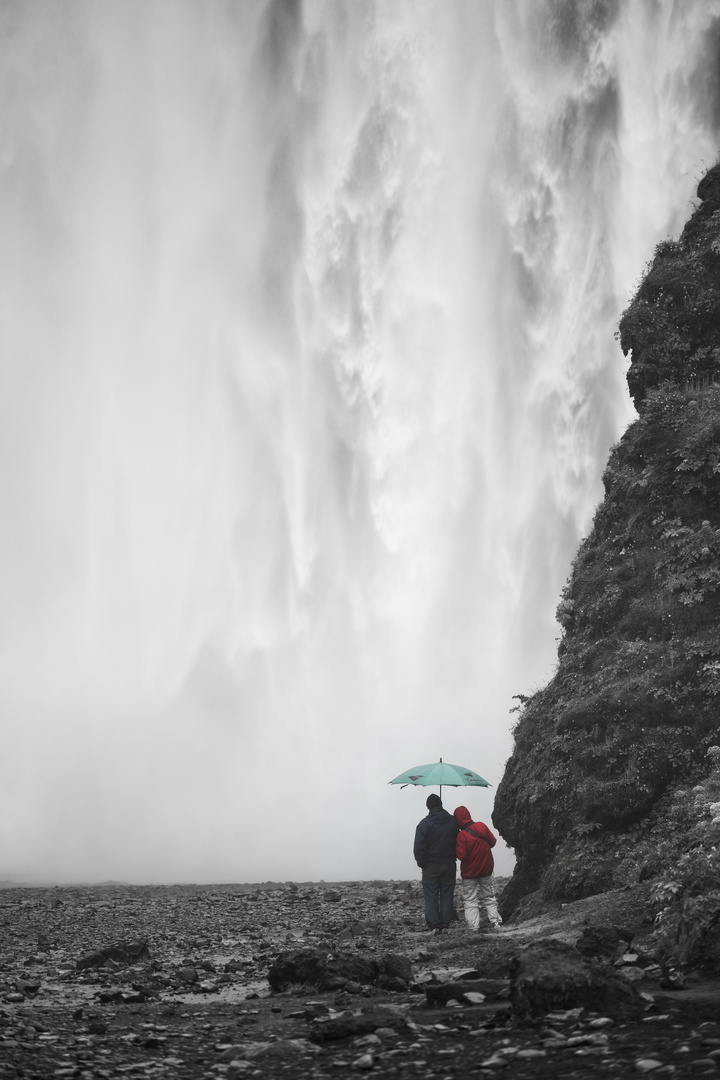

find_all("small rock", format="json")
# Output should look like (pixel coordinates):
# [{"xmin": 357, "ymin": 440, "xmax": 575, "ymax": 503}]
[
  {"xmin": 635, "ymin": 1060, "xmax": 664, "ymax": 1073},
  {"xmin": 620, "ymin": 968, "xmax": 646, "ymax": 982},
  {"xmin": 352, "ymin": 1053, "xmax": 374, "ymax": 1070},
  {"xmin": 660, "ymin": 970, "xmax": 686, "ymax": 990},
  {"xmin": 462, "ymin": 991, "xmax": 486, "ymax": 1005},
  {"xmin": 353, "ymin": 1034, "xmax": 382, "ymax": 1048}
]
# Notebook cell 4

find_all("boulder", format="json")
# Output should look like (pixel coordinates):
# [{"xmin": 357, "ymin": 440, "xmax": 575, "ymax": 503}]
[
  {"xmin": 267, "ymin": 949, "xmax": 379, "ymax": 991},
  {"xmin": 575, "ymin": 925, "xmax": 632, "ymax": 962},
  {"xmin": 424, "ymin": 978, "xmax": 509, "ymax": 1006},
  {"xmin": 267, "ymin": 948, "xmax": 412, "ymax": 992},
  {"xmin": 510, "ymin": 938, "xmax": 644, "ymax": 1018},
  {"xmin": 380, "ymin": 954, "xmax": 413, "ymax": 983},
  {"xmin": 76, "ymin": 940, "xmax": 149, "ymax": 970},
  {"xmin": 309, "ymin": 1008, "xmax": 410, "ymax": 1043},
  {"xmin": 177, "ymin": 966, "xmax": 199, "ymax": 985}
]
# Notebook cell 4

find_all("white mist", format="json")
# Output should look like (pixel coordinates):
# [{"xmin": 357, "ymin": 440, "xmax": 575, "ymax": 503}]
[{"xmin": 0, "ymin": 0, "xmax": 718, "ymax": 883}]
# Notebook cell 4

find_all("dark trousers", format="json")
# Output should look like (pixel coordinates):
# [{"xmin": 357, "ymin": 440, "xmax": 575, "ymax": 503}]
[{"xmin": 421, "ymin": 861, "xmax": 456, "ymax": 929}]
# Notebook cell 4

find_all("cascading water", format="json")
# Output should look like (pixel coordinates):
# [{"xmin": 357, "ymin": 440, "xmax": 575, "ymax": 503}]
[{"xmin": 1, "ymin": 0, "xmax": 719, "ymax": 883}]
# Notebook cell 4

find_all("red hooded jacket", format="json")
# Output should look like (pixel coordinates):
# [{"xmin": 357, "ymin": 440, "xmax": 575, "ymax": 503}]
[{"xmin": 454, "ymin": 806, "xmax": 496, "ymax": 879}]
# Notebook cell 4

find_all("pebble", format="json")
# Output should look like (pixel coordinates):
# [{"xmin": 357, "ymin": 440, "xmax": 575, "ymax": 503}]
[
  {"xmin": 352, "ymin": 1053, "xmax": 374, "ymax": 1070},
  {"xmin": 636, "ymin": 1059, "xmax": 665, "ymax": 1073}
]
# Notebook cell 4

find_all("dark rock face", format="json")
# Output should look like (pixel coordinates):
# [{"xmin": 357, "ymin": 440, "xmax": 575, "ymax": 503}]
[
  {"xmin": 495, "ymin": 163, "xmax": 720, "ymax": 927},
  {"xmin": 510, "ymin": 939, "xmax": 643, "ymax": 1018},
  {"xmin": 619, "ymin": 165, "xmax": 720, "ymax": 409}
]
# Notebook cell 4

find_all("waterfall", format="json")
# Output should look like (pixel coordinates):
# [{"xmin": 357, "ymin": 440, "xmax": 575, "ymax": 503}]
[{"xmin": 0, "ymin": 0, "xmax": 718, "ymax": 882}]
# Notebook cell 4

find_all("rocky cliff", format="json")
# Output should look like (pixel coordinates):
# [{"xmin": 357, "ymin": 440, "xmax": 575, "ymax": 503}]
[{"xmin": 494, "ymin": 163, "xmax": 720, "ymax": 972}]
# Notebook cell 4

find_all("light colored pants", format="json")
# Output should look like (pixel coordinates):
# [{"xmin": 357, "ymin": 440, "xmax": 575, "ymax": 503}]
[{"xmin": 462, "ymin": 875, "xmax": 502, "ymax": 929}]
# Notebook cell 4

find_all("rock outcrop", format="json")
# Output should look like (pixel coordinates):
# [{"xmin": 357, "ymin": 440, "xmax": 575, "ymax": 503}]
[{"xmin": 494, "ymin": 164, "xmax": 720, "ymax": 960}]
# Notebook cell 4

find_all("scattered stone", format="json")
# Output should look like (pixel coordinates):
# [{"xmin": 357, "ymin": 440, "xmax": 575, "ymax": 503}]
[{"xmin": 0, "ymin": 878, "xmax": 718, "ymax": 1080}]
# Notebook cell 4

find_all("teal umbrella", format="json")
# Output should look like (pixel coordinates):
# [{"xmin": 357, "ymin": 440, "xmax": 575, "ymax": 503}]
[{"xmin": 389, "ymin": 757, "xmax": 491, "ymax": 799}]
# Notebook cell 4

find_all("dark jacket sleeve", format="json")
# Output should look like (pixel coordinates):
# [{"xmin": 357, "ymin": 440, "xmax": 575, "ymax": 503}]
[{"xmin": 414, "ymin": 820, "xmax": 428, "ymax": 867}]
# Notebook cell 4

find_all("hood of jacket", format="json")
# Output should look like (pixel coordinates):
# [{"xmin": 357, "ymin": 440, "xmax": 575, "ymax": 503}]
[{"xmin": 454, "ymin": 806, "xmax": 472, "ymax": 828}]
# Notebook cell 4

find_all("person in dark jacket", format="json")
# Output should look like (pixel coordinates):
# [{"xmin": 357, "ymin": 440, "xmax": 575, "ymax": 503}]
[
  {"xmin": 413, "ymin": 794, "xmax": 459, "ymax": 932},
  {"xmin": 454, "ymin": 805, "xmax": 502, "ymax": 930}
]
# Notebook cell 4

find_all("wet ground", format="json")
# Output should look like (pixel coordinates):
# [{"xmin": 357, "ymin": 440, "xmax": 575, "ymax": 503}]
[{"xmin": 1, "ymin": 880, "xmax": 719, "ymax": 1077}]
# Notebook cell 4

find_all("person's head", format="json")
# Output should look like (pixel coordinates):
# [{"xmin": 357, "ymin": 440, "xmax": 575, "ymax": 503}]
[
  {"xmin": 454, "ymin": 805, "xmax": 472, "ymax": 827},
  {"xmin": 426, "ymin": 794, "xmax": 442, "ymax": 811}
]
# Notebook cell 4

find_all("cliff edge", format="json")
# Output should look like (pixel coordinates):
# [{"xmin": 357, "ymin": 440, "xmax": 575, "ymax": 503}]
[{"xmin": 494, "ymin": 162, "xmax": 720, "ymax": 975}]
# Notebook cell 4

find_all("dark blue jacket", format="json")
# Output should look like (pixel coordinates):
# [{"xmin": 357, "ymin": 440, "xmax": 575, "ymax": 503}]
[{"xmin": 413, "ymin": 808, "xmax": 459, "ymax": 867}]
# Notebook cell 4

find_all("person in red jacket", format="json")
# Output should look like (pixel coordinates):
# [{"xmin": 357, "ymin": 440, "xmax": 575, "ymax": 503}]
[{"xmin": 453, "ymin": 806, "xmax": 502, "ymax": 930}]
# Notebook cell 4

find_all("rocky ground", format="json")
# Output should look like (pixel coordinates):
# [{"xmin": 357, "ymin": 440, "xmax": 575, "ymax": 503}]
[{"xmin": 1, "ymin": 879, "xmax": 720, "ymax": 1078}]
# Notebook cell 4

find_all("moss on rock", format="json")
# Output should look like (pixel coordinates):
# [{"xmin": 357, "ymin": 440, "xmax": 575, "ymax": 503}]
[{"xmin": 495, "ymin": 163, "xmax": 720, "ymax": 934}]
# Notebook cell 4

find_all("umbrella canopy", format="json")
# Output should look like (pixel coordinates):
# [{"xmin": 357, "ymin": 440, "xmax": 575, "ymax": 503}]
[{"xmin": 389, "ymin": 758, "xmax": 490, "ymax": 795}]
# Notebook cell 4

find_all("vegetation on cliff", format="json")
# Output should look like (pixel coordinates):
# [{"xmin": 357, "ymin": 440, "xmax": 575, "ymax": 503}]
[{"xmin": 494, "ymin": 163, "xmax": 720, "ymax": 969}]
